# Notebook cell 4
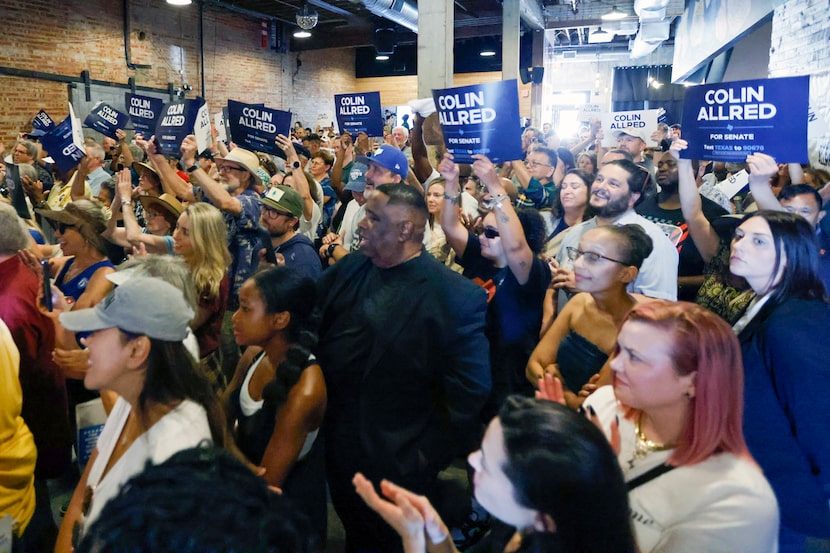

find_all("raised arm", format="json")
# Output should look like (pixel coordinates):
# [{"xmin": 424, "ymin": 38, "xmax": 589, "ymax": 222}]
[
  {"xmin": 672, "ymin": 139, "xmax": 720, "ymax": 263},
  {"xmin": 473, "ymin": 154, "xmax": 535, "ymax": 284},
  {"xmin": 70, "ymin": 156, "xmax": 91, "ymax": 201},
  {"xmin": 747, "ymin": 153, "xmax": 785, "ymax": 211},
  {"xmin": 181, "ymin": 134, "xmax": 241, "ymax": 214},
  {"xmin": 438, "ymin": 153, "xmax": 470, "ymax": 258},
  {"xmin": 411, "ymin": 114, "xmax": 435, "ymax": 184},
  {"xmin": 276, "ymin": 134, "xmax": 314, "ymax": 220},
  {"xmin": 137, "ymin": 134, "xmax": 196, "ymax": 202}
]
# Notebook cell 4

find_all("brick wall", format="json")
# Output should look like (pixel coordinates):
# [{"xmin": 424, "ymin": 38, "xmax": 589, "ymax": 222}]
[
  {"xmin": 769, "ymin": 0, "xmax": 830, "ymax": 167},
  {"xmin": 0, "ymin": 0, "xmax": 356, "ymax": 146}
]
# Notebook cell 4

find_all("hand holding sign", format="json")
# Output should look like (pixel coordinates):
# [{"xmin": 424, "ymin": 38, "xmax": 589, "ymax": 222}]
[
  {"xmin": 180, "ymin": 134, "xmax": 199, "ymax": 166},
  {"xmin": 746, "ymin": 153, "xmax": 779, "ymax": 187},
  {"xmin": 471, "ymin": 154, "xmax": 500, "ymax": 190},
  {"xmin": 275, "ymin": 134, "xmax": 300, "ymax": 164},
  {"xmin": 668, "ymin": 138, "xmax": 689, "ymax": 161}
]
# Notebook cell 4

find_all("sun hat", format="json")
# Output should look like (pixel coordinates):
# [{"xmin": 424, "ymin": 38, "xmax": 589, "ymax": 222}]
[
  {"xmin": 35, "ymin": 200, "xmax": 108, "ymax": 253},
  {"xmin": 344, "ymin": 162, "xmax": 368, "ymax": 193},
  {"xmin": 132, "ymin": 161, "xmax": 160, "ymax": 179},
  {"xmin": 59, "ymin": 276, "xmax": 194, "ymax": 341},
  {"xmin": 356, "ymin": 145, "xmax": 408, "ymax": 180},
  {"xmin": 215, "ymin": 148, "xmax": 263, "ymax": 187},
  {"xmin": 138, "ymin": 193, "xmax": 184, "ymax": 227},
  {"xmin": 259, "ymin": 186, "xmax": 303, "ymax": 218}
]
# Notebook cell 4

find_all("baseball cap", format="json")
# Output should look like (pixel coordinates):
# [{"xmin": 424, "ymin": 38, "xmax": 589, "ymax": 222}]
[
  {"xmin": 356, "ymin": 145, "xmax": 408, "ymax": 180},
  {"xmin": 259, "ymin": 185, "xmax": 303, "ymax": 217},
  {"xmin": 344, "ymin": 162, "xmax": 368, "ymax": 193},
  {"xmin": 59, "ymin": 276, "xmax": 194, "ymax": 341},
  {"xmin": 612, "ymin": 128, "xmax": 649, "ymax": 143}
]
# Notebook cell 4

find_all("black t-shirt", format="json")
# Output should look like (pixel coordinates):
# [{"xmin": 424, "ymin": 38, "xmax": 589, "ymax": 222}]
[
  {"xmin": 457, "ymin": 233, "xmax": 551, "ymax": 416},
  {"xmin": 636, "ymin": 194, "xmax": 727, "ymax": 278}
]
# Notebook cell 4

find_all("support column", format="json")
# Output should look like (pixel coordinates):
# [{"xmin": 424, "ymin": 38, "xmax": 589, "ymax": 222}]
[
  {"xmin": 502, "ymin": 0, "xmax": 520, "ymax": 82},
  {"xmin": 417, "ymin": 0, "xmax": 453, "ymax": 98},
  {"xmin": 531, "ymin": 29, "xmax": 544, "ymax": 127}
]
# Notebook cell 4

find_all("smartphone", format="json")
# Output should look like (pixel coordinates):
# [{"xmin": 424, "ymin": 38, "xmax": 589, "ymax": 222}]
[{"xmin": 41, "ymin": 259, "xmax": 53, "ymax": 311}]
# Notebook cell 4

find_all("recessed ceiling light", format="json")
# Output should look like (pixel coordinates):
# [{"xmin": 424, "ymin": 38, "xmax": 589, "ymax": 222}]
[
  {"xmin": 480, "ymin": 50, "xmax": 496, "ymax": 57},
  {"xmin": 293, "ymin": 30, "xmax": 312, "ymax": 38},
  {"xmin": 375, "ymin": 54, "xmax": 390, "ymax": 61},
  {"xmin": 166, "ymin": 0, "xmax": 192, "ymax": 5}
]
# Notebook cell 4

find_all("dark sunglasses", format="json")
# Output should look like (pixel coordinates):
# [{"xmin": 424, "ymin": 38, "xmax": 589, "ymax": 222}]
[
  {"xmin": 55, "ymin": 222, "xmax": 75, "ymax": 234},
  {"xmin": 482, "ymin": 226, "xmax": 500, "ymax": 239}
]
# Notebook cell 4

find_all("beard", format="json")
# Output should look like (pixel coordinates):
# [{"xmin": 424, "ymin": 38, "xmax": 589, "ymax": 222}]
[{"xmin": 591, "ymin": 191, "xmax": 631, "ymax": 219}]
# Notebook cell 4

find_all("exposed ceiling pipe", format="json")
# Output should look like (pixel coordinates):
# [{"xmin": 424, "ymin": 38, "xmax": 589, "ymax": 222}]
[
  {"xmin": 358, "ymin": 0, "xmax": 545, "ymax": 35},
  {"xmin": 360, "ymin": 0, "xmax": 418, "ymax": 33}
]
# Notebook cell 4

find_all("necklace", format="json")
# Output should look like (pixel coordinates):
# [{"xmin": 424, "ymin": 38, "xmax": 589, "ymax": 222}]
[{"xmin": 633, "ymin": 412, "xmax": 674, "ymax": 461}]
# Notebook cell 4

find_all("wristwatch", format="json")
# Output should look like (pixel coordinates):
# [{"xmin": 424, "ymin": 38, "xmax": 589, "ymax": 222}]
[
  {"xmin": 443, "ymin": 192, "xmax": 460, "ymax": 204},
  {"xmin": 186, "ymin": 162, "xmax": 200, "ymax": 173},
  {"xmin": 326, "ymin": 243, "xmax": 338, "ymax": 259},
  {"xmin": 491, "ymin": 192, "xmax": 508, "ymax": 210},
  {"xmin": 291, "ymin": 160, "xmax": 301, "ymax": 170}
]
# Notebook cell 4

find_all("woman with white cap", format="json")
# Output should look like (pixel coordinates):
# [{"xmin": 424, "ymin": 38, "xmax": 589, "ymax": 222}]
[{"xmin": 54, "ymin": 276, "xmax": 226, "ymax": 553}]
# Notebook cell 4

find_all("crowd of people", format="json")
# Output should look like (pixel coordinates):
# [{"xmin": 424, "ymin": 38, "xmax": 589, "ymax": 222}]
[{"xmin": 0, "ymin": 107, "xmax": 828, "ymax": 553}]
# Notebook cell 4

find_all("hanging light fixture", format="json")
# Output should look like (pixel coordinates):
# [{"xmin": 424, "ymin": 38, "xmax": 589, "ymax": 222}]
[
  {"xmin": 601, "ymin": 6, "xmax": 628, "ymax": 20},
  {"xmin": 293, "ymin": 29, "xmax": 312, "ymax": 38},
  {"xmin": 296, "ymin": 3, "xmax": 319, "ymax": 30}
]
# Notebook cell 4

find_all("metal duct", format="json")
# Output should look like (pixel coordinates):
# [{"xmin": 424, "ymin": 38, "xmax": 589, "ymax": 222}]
[{"xmin": 361, "ymin": 0, "xmax": 418, "ymax": 33}]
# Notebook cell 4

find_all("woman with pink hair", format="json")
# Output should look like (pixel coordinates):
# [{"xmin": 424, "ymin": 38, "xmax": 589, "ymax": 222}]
[{"xmin": 584, "ymin": 300, "xmax": 778, "ymax": 553}]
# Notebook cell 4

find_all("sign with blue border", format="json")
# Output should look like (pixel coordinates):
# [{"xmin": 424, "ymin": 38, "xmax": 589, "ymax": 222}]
[
  {"xmin": 680, "ymin": 76, "xmax": 809, "ymax": 163},
  {"xmin": 432, "ymin": 79, "xmax": 523, "ymax": 164},
  {"xmin": 334, "ymin": 92, "xmax": 384, "ymax": 136}
]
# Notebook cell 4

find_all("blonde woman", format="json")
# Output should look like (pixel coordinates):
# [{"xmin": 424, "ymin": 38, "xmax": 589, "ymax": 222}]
[{"xmin": 173, "ymin": 202, "xmax": 232, "ymax": 392}]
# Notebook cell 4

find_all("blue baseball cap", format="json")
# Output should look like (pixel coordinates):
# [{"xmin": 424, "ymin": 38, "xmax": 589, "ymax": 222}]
[
  {"xmin": 344, "ymin": 162, "xmax": 368, "ymax": 193},
  {"xmin": 356, "ymin": 145, "xmax": 408, "ymax": 180}
]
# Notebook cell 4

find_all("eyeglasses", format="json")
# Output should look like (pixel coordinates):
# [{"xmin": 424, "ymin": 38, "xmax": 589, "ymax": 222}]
[
  {"xmin": 55, "ymin": 222, "xmax": 76, "ymax": 234},
  {"xmin": 262, "ymin": 207, "xmax": 292, "ymax": 220},
  {"xmin": 481, "ymin": 226, "xmax": 500, "ymax": 239},
  {"xmin": 524, "ymin": 160, "xmax": 552, "ymax": 169},
  {"xmin": 219, "ymin": 164, "xmax": 246, "ymax": 173},
  {"xmin": 565, "ymin": 247, "xmax": 626, "ymax": 265}
]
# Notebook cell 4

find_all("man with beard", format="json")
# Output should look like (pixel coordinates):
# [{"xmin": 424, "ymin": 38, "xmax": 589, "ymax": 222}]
[
  {"xmin": 636, "ymin": 150, "xmax": 727, "ymax": 300},
  {"xmin": 554, "ymin": 159, "xmax": 678, "ymax": 300},
  {"xmin": 258, "ymin": 185, "xmax": 321, "ymax": 280}
]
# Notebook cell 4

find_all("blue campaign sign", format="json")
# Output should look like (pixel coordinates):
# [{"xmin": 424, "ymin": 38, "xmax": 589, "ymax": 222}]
[
  {"xmin": 680, "ymin": 75, "xmax": 809, "ymax": 163},
  {"xmin": 32, "ymin": 110, "xmax": 55, "ymax": 132},
  {"xmin": 334, "ymin": 92, "xmax": 383, "ymax": 136},
  {"xmin": 227, "ymin": 100, "xmax": 292, "ymax": 156},
  {"xmin": 41, "ymin": 115, "xmax": 86, "ymax": 174},
  {"xmin": 125, "ymin": 93, "xmax": 164, "ymax": 135},
  {"xmin": 154, "ymin": 98, "xmax": 206, "ymax": 156},
  {"xmin": 432, "ymin": 79, "xmax": 523, "ymax": 164},
  {"xmin": 84, "ymin": 101, "xmax": 131, "ymax": 139}
]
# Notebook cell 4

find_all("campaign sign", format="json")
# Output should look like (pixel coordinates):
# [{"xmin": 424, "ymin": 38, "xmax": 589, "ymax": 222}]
[
  {"xmin": 125, "ymin": 93, "xmax": 164, "ymax": 135},
  {"xmin": 32, "ymin": 109, "xmax": 55, "ymax": 133},
  {"xmin": 214, "ymin": 111, "xmax": 228, "ymax": 143},
  {"xmin": 41, "ymin": 107, "xmax": 87, "ymax": 174},
  {"xmin": 680, "ymin": 75, "xmax": 809, "ymax": 163},
  {"xmin": 84, "ymin": 101, "xmax": 130, "ymax": 139},
  {"xmin": 433, "ymin": 79, "xmax": 522, "ymax": 164},
  {"xmin": 227, "ymin": 100, "xmax": 292, "ymax": 156},
  {"xmin": 194, "ymin": 102, "xmax": 212, "ymax": 155},
  {"xmin": 601, "ymin": 109, "xmax": 660, "ymax": 148},
  {"xmin": 154, "ymin": 98, "xmax": 206, "ymax": 157},
  {"xmin": 334, "ymin": 92, "xmax": 383, "ymax": 136}
]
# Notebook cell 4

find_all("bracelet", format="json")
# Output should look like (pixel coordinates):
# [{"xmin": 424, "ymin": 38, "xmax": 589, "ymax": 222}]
[
  {"xmin": 121, "ymin": 200, "xmax": 132, "ymax": 207},
  {"xmin": 35, "ymin": 200, "xmax": 48, "ymax": 210},
  {"xmin": 442, "ymin": 192, "xmax": 460, "ymax": 204}
]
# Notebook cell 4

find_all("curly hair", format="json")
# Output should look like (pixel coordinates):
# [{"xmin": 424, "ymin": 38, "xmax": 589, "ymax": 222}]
[
  {"xmin": 515, "ymin": 207, "xmax": 547, "ymax": 255},
  {"xmin": 78, "ymin": 445, "xmax": 318, "ymax": 552}
]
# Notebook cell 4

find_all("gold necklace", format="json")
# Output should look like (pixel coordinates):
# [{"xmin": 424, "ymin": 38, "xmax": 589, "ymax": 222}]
[{"xmin": 634, "ymin": 412, "xmax": 674, "ymax": 460}]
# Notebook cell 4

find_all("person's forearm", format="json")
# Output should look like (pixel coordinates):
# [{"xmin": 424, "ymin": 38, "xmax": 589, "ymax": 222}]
[
  {"xmin": 439, "ymin": 175, "xmax": 468, "ymax": 255},
  {"xmin": 411, "ymin": 117, "xmax": 434, "ymax": 183},
  {"xmin": 149, "ymin": 153, "xmax": 191, "ymax": 199},
  {"xmin": 678, "ymin": 159, "xmax": 720, "ymax": 262},
  {"xmin": 510, "ymin": 159, "xmax": 531, "ymax": 188}
]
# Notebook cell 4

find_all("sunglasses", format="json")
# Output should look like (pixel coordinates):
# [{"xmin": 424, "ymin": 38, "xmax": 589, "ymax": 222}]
[
  {"xmin": 481, "ymin": 226, "xmax": 500, "ymax": 239},
  {"xmin": 55, "ymin": 222, "xmax": 76, "ymax": 234}
]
